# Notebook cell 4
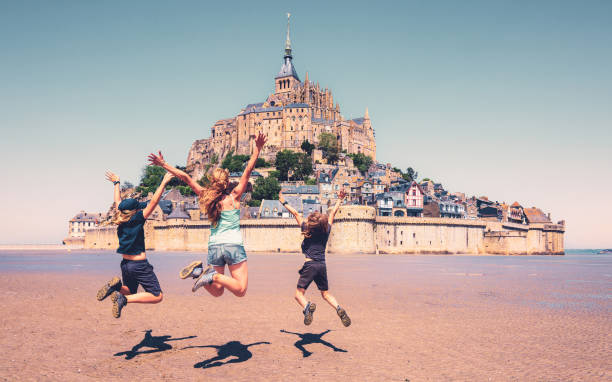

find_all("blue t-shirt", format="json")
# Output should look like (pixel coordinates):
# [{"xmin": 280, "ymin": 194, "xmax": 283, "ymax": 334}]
[
  {"xmin": 116, "ymin": 210, "xmax": 146, "ymax": 255},
  {"xmin": 301, "ymin": 223, "xmax": 331, "ymax": 262}
]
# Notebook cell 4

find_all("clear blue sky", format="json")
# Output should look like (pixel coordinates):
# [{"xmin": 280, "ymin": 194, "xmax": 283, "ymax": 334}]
[{"xmin": 1, "ymin": 0, "xmax": 610, "ymax": 248}]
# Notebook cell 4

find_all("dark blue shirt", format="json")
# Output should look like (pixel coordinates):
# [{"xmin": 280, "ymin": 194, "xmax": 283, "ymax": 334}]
[
  {"xmin": 117, "ymin": 210, "xmax": 146, "ymax": 255},
  {"xmin": 301, "ymin": 223, "xmax": 331, "ymax": 262}
]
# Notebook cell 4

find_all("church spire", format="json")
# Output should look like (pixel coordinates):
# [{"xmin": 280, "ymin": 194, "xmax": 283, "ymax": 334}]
[
  {"xmin": 285, "ymin": 13, "xmax": 292, "ymax": 58},
  {"xmin": 275, "ymin": 13, "xmax": 299, "ymax": 84},
  {"xmin": 365, "ymin": 107, "xmax": 370, "ymax": 119}
]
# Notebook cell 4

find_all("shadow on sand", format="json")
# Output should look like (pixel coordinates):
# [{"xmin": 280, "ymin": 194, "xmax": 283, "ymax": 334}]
[
  {"xmin": 280, "ymin": 329, "xmax": 347, "ymax": 357},
  {"xmin": 183, "ymin": 341, "xmax": 270, "ymax": 369},
  {"xmin": 114, "ymin": 329, "xmax": 197, "ymax": 360}
]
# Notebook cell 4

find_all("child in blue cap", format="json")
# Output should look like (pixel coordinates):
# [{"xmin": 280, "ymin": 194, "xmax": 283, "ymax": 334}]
[{"xmin": 96, "ymin": 170, "xmax": 173, "ymax": 318}]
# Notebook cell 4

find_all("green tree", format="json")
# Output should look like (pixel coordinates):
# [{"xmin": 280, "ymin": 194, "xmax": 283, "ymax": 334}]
[
  {"xmin": 247, "ymin": 199, "xmax": 261, "ymax": 207},
  {"xmin": 318, "ymin": 132, "xmax": 339, "ymax": 164},
  {"xmin": 304, "ymin": 177, "xmax": 317, "ymax": 185},
  {"xmin": 348, "ymin": 153, "xmax": 373, "ymax": 175},
  {"xmin": 402, "ymin": 167, "xmax": 419, "ymax": 183},
  {"xmin": 300, "ymin": 140, "xmax": 315, "ymax": 156},
  {"xmin": 136, "ymin": 166, "xmax": 166, "ymax": 196},
  {"xmin": 221, "ymin": 149, "xmax": 250, "ymax": 173},
  {"xmin": 137, "ymin": 165, "xmax": 197, "ymax": 196},
  {"xmin": 252, "ymin": 176, "xmax": 281, "ymax": 201},
  {"xmin": 293, "ymin": 152, "xmax": 313, "ymax": 180},
  {"xmin": 274, "ymin": 150, "xmax": 297, "ymax": 181},
  {"xmin": 255, "ymin": 158, "xmax": 270, "ymax": 168},
  {"xmin": 274, "ymin": 150, "xmax": 313, "ymax": 181}
]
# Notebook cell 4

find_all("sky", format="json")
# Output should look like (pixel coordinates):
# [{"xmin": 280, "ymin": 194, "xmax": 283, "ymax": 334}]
[{"xmin": 1, "ymin": 0, "xmax": 611, "ymax": 248}]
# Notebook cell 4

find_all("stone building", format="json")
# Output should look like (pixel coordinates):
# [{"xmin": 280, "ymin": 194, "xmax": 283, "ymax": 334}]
[
  {"xmin": 67, "ymin": 211, "xmax": 104, "ymax": 239},
  {"xmin": 186, "ymin": 15, "xmax": 376, "ymax": 181}
]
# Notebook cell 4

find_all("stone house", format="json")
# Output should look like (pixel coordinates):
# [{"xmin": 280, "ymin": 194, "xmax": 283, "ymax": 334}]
[
  {"xmin": 508, "ymin": 202, "xmax": 525, "ymax": 224},
  {"xmin": 67, "ymin": 211, "xmax": 104, "ymax": 239},
  {"xmin": 404, "ymin": 181, "xmax": 425, "ymax": 217}
]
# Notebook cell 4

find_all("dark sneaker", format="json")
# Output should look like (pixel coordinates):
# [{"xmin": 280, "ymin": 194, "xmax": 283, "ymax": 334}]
[
  {"xmin": 192, "ymin": 265, "xmax": 217, "ymax": 292},
  {"xmin": 180, "ymin": 260, "xmax": 203, "ymax": 279},
  {"xmin": 303, "ymin": 302, "xmax": 316, "ymax": 326},
  {"xmin": 96, "ymin": 277, "xmax": 122, "ymax": 301},
  {"xmin": 337, "ymin": 307, "xmax": 351, "ymax": 327},
  {"xmin": 111, "ymin": 291, "xmax": 127, "ymax": 318}
]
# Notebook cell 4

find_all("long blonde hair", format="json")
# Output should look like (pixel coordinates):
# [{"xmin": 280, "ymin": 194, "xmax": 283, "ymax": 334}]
[
  {"xmin": 302, "ymin": 212, "xmax": 329, "ymax": 238},
  {"xmin": 103, "ymin": 209, "xmax": 138, "ymax": 226},
  {"xmin": 199, "ymin": 168, "xmax": 230, "ymax": 226}
]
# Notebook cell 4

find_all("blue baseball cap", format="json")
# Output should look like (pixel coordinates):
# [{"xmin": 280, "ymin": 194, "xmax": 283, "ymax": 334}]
[{"xmin": 118, "ymin": 198, "xmax": 148, "ymax": 211}]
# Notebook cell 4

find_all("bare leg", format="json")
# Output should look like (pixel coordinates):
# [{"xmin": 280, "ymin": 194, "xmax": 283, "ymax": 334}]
[
  {"xmin": 210, "ymin": 261, "xmax": 248, "ymax": 297},
  {"xmin": 321, "ymin": 290, "xmax": 339, "ymax": 310},
  {"xmin": 294, "ymin": 288, "xmax": 308, "ymax": 309},
  {"xmin": 125, "ymin": 292, "xmax": 163, "ymax": 304},
  {"xmin": 119, "ymin": 286, "xmax": 131, "ymax": 296},
  {"xmin": 202, "ymin": 266, "xmax": 226, "ymax": 297}
]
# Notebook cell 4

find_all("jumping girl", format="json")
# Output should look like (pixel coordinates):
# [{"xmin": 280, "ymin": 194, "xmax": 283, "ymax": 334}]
[
  {"xmin": 147, "ymin": 132, "xmax": 267, "ymax": 297},
  {"xmin": 96, "ymin": 171, "xmax": 174, "ymax": 318},
  {"xmin": 279, "ymin": 189, "xmax": 351, "ymax": 327}
]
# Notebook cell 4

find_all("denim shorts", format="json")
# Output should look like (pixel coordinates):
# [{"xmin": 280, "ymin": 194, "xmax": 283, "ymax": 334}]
[{"xmin": 207, "ymin": 244, "xmax": 248, "ymax": 267}]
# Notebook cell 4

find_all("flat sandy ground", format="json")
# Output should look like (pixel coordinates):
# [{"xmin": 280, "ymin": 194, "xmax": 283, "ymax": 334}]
[{"xmin": 0, "ymin": 251, "xmax": 610, "ymax": 381}]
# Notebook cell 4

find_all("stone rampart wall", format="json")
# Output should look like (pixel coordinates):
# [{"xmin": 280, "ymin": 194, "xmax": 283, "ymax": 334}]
[{"xmin": 84, "ymin": 206, "xmax": 565, "ymax": 255}]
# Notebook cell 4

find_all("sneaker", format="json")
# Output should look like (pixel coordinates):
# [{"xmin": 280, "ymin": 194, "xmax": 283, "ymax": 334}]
[
  {"xmin": 180, "ymin": 260, "xmax": 203, "ymax": 279},
  {"xmin": 96, "ymin": 276, "xmax": 122, "ymax": 301},
  {"xmin": 337, "ymin": 306, "xmax": 351, "ymax": 327},
  {"xmin": 111, "ymin": 291, "xmax": 127, "ymax": 318},
  {"xmin": 192, "ymin": 265, "xmax": 217, "ymax": 292},
  {"xmin": 303, "ymin": 302, "xmax": 316, "ymax": 326}
]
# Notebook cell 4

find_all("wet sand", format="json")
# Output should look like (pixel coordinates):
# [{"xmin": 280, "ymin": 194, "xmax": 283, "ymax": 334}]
[{"xmin": 0, "ymin": 251, "xmax": 610, "ymax": 381}]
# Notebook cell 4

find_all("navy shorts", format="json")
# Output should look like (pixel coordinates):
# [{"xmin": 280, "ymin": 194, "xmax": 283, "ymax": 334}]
[
  {"xmin": 297, "ymin": 261, "xmax": 328, "ymax": 291},
  {"xmin": 120, "ymin": 259, "xmax": 162, "ymax": 296},
  {"xmin": 208, "ymin": 244, "xmax": 248, "ymax": 267}
]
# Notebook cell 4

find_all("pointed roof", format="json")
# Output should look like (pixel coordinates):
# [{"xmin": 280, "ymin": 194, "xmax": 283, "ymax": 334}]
[
  {"xmin": 276, "ymin": 13, "xmax": 300, "ymax": 81},
  {"xmin": 365, "ymin": 107, "xmax": 370, "ymax": 119},
  {"xmin": 167, "ymin": 202, "xmax": 190, "ymax": 220}
]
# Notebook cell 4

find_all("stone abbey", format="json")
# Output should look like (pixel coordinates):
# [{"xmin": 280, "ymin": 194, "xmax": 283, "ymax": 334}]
[{"xmin": 186, "ymin": 15, "xmax": 376, "ymax": 180}]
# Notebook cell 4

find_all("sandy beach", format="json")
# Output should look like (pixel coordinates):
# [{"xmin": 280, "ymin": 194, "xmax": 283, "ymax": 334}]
[{"xmin": 0, "ymin": 251, "xmax": 610, "ymax": 381}]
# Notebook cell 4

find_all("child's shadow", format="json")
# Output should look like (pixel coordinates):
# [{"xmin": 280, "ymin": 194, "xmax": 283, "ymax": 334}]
[
  {"xmin": 114, "ymin": 329, "xmax": 197, "ymax": 360},
  {"xmin": 280, "ymin": 329, "xmax": 347, "ymax": 357},
  {"xmin": 183, "ymin": 341, "xmax": 270, "ymax": 369}
]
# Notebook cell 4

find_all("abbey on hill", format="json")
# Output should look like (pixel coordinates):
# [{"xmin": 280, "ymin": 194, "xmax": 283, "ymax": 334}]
[{"xmin": 186, "ymin": 15, "xmax": 376, "ymax": 181}]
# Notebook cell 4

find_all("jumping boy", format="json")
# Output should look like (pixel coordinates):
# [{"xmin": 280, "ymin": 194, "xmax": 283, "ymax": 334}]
[
  {"xmin": 279, "ymin": 189, "xmax": 351, "ymax": 327},
  {"xmin": 96, "ymin": 171, "xmax": 173, "ymax": 318}
]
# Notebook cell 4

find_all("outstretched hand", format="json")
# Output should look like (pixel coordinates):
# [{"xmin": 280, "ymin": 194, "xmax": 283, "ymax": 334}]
[
  {"xmin": 105, "ymin": 171, "xmax": 119, "ymax": 183},
  {"xmin": 337, "ymin": 189, "xmax": 347, "ymax": 200},
  {"xmin": 255, "ymin": 132, "xmax": 267, "ymax": 150},
  {"xmin": 147, "ymin": 151, "xmax": 166, "ymax": 167},
  {"xmin": 162, "ymin": 172, "xmax": 174, "ymax": 183},
  {"xmin": 278, "ymin": 190, "xmax": 285, "ymax": 203}
]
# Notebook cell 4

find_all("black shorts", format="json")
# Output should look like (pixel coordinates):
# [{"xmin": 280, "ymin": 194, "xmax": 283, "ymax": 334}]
[
  {"xmin": 120, "ymin": 259, "xmax": 162, "ymax": 296},
  {"xmin": 297, "ymin": 261, "xmax": 328, "ymax": 291}
]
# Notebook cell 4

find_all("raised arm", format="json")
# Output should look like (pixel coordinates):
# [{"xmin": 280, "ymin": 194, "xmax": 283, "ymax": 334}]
[
  {"xmin": 231, "ymin": 132, "xmax": 267, "ymax": 200},
  {"xmin": 147, "ymin": 151, "xmax": 204, "ymax": 195},
  {"xmin": 105, "ymin": 171, "xmax": 121, "ymax": 207},
  {"xmin": 328, "ymin": 189, "xmax": 346, "ymax": 226},
  {"xmin": 142, "ymin": 172, "xmax": 173, "ymax": 219},
  {"xmin": 279, "ymin": 190, "xmax": 302, "ymax": 226}
]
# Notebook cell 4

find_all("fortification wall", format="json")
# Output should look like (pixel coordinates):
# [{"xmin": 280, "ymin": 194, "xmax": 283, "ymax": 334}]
[
  {"xmin": 375, "ymin": 217, "xmax": 486, "ymax": 254},
  {"xmin": 83, "ymin": 206, "xmax": 564, "ymax": 255}
]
